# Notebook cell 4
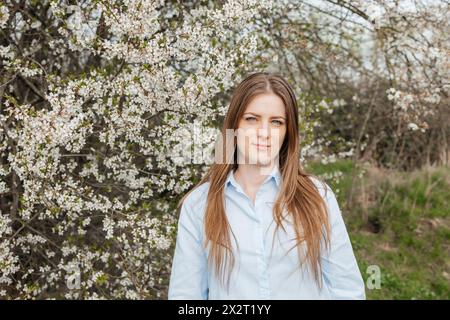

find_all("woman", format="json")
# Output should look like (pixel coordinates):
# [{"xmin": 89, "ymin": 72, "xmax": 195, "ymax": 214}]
[{"xmin": 168, "ymin": 72, "xmax": 366, "ymax": 299}]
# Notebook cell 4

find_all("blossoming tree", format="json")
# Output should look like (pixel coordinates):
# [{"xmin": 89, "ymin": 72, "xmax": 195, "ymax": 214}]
[{"xmin": 0, "ymin": 0, "xmax": 273, "ymax": 299}]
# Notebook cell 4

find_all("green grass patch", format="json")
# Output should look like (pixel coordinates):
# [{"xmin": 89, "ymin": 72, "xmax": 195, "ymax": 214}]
[{"xmin": 307, "ymin": 160, "xmax": 450, "ymax": 299}]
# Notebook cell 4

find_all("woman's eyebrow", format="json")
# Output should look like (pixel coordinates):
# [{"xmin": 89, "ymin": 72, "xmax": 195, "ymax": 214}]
[{"xmin": 243, "ymin": 112, "xmax": 286, "ymax": 119}]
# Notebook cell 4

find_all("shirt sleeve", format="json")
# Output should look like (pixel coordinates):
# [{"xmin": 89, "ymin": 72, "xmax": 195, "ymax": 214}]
[
  {"xmin": 320, "ymin": 186, "xmax": 366, "ymax": 299},
  {"xmin": 168, "ymin": 199, "xmax": 209, "ymax": 300}
]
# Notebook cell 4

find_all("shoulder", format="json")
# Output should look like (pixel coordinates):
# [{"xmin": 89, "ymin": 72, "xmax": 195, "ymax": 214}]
[
  {"xmin": 308, "ymin": 176, "xmax": 334, "ymax": 200},
  {"xmin": 181, "ymin": 181, "xmax": 211, "ymax": 218},
  {"xmin": 307, "ymin": 176, "xmax": 342, "ymax": 220}
]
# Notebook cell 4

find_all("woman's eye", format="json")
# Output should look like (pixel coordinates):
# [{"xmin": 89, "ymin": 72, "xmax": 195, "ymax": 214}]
[
  {"xmin": 244, "ymin": 117, "xmax": 283, "ymax": 125},
  {"xmin": 272, "ymin": 120, "xmax": 283, "ymax": 126}
]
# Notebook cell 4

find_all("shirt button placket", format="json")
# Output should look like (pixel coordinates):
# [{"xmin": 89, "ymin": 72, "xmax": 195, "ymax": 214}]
[{"xmin": 255, "ymin": 189, "xmax": 271, "ymax": 299}]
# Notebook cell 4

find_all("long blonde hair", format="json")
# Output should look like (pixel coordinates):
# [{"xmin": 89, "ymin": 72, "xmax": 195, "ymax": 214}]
[{"xmin": 178, "ymin": 72, "xmax": 331, "ymax": 290}]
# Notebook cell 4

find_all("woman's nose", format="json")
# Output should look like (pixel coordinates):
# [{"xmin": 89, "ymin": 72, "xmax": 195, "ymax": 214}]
[{"xmin": 257, "ymin": 121, "xmax": 270, "ymax": 138}]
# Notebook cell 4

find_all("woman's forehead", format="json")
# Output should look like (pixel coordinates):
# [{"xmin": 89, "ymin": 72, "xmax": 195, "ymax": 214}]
[{"xmin": 244, "ymin": 93, "xmax": 286, "ymax": 117}]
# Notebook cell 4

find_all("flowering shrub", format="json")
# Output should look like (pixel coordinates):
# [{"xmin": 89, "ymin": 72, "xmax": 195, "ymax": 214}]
[
  {"xmin": 259, "ymin": 0, "xmax": 448, "ymax": 168},
  {"xmin": 0, "ymin": 0, "xmax": 273, "ymax": 299}
]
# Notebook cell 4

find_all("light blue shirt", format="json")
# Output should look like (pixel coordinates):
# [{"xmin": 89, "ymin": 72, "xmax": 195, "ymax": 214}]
[{"xmin": 168, "ymin": 165, "xmax": 366, "ymax": 299}]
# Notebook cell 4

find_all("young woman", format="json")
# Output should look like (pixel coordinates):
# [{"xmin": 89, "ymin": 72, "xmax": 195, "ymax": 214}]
[{"xmin": 168, "ymin": 72, "xmax": 366, "ymax": 299}]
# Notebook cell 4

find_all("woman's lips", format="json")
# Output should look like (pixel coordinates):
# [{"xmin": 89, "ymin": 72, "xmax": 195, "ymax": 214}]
[{"xmin": 252, "ymin": 143, "xmax": 271, "ymax": 150}]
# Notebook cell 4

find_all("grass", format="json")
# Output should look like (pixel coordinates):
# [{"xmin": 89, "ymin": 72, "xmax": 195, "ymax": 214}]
[{"xmin": 305, "ymin": 159, "xmax": 450, "ymax": 300}]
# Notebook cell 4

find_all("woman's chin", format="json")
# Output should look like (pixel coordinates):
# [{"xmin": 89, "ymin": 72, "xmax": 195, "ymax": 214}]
[{"xmin": 250, "ymin": 156, "xmax": 273, "ymax": 167}]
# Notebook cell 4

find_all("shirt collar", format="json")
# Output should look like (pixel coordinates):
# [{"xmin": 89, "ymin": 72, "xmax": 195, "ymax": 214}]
[{"xmin": 225, "ymin": 165, "xmax": 281, "ymax": 190}]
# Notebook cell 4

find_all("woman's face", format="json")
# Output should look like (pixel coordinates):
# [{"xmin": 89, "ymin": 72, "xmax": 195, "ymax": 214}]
[{"xmin": 236, "ymin": 93, "xmax": 287, "ymax": 168}]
